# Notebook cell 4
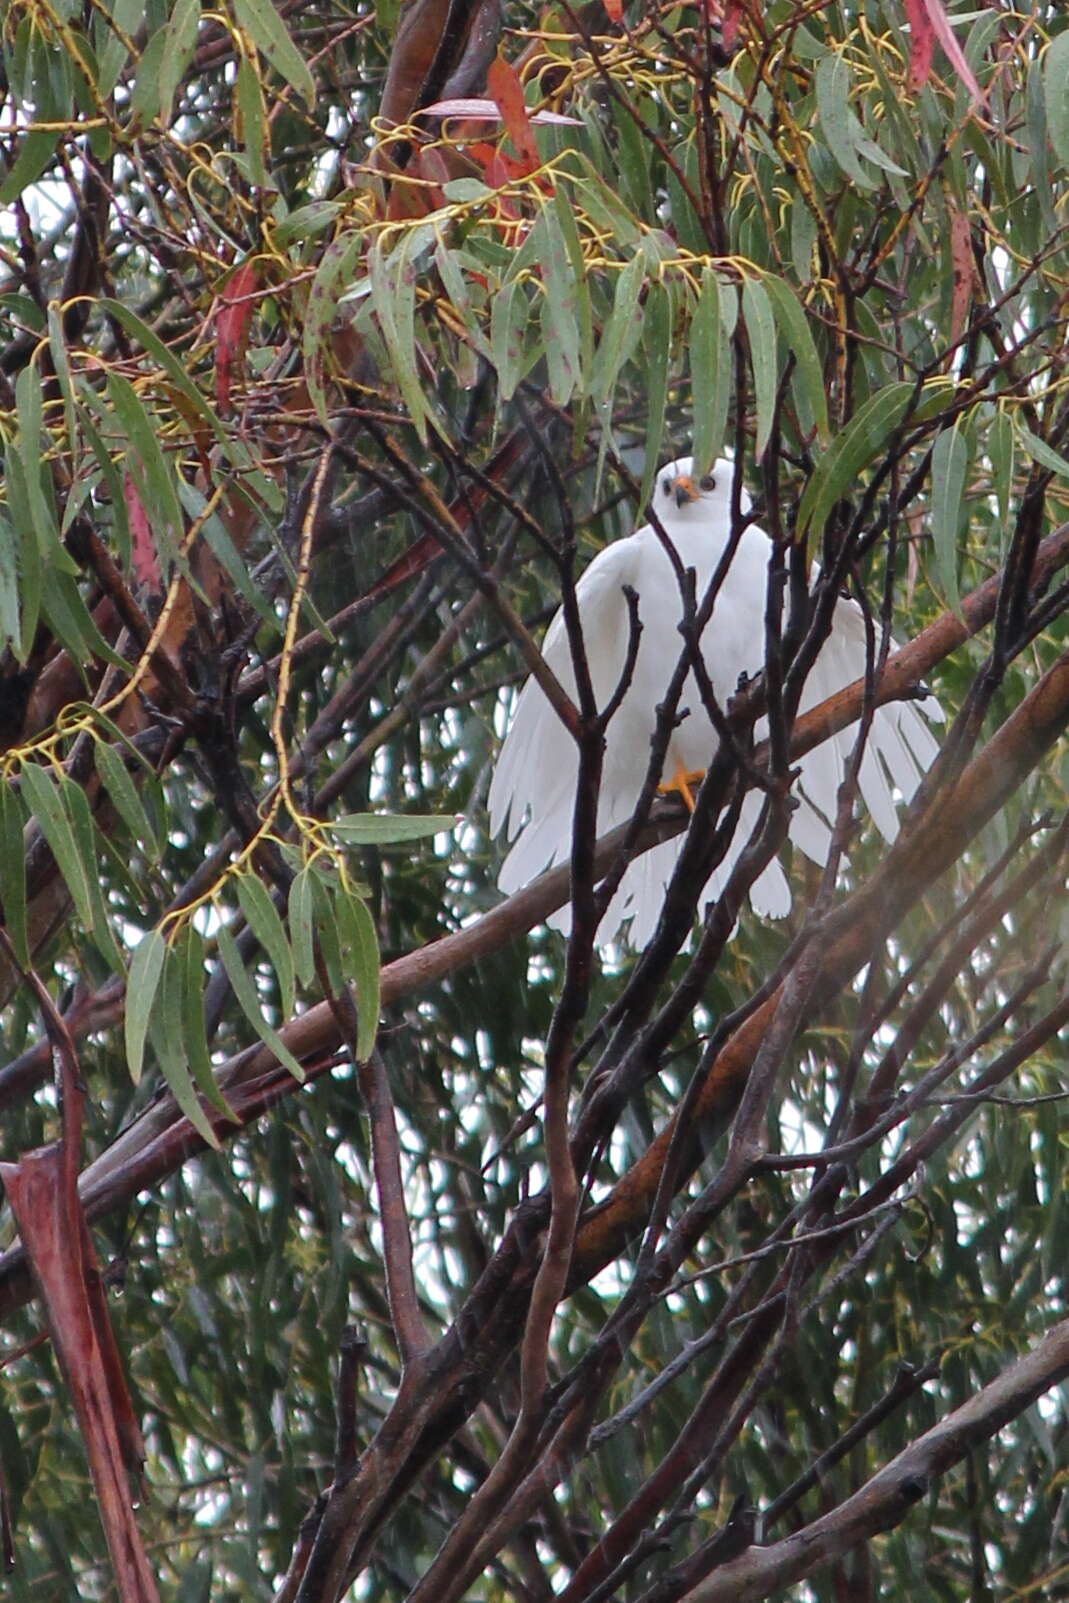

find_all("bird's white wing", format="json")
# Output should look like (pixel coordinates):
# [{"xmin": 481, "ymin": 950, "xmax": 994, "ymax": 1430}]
[
  {"xmin": 488, "ymin": 537, "xmax": 647, "ymax": 898},
  {"xmin": 791, "ymin": 593, "xmax": 943, "ymax": 853}
]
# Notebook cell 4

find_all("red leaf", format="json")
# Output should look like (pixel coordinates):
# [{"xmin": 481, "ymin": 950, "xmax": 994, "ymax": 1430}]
[
  {"xmin": 215, "ymin": 259, "xmax": 260, "ymax": 413},
  {"xmin": 123, "ymin": 472, "xmax": 163, "ymax": 595},
  {"xmin": 902, "ymin": 0, "xmax": 934, "ymax": 90},
  {"xmin": 1, "ymin": 1147, "xmax": 159, "ymax": 1602},
  {"xmin": 948, "ymin": 204, "xmax": 973, "ymax": 347},
  {"xmin": 486, "ymin": 55, "xmax": 539, "ymax": 172},
  {"xmin": 721, "ymin": 0, "xmax": 743, "ymax": 49},
  {"xmin": 905, "ymin": 0, "xmax": 984, "ymax": 104}
]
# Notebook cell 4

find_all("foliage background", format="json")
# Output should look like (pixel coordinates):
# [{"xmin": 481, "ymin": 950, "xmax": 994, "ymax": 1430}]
[{"xmin": 0, "ymin": 0, "xmax": 1068, "ymax": 1598}]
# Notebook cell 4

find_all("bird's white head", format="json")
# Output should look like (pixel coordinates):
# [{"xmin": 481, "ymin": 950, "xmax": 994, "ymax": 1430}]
[{"xmin": 656, "ymin": 457, "xmax": 752, "ymax": 521}]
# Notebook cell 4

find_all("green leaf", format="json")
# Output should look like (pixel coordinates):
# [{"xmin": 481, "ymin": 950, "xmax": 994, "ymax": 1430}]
[
  {"xmin": 288, "ymin": 865, "xmax": 316, "ymax": 988},
  {"xmin": 179, "ymin": 926, "xmax": 239, "ymax": 1123},
  {"xmin": 742, "ymin": 277, "xmax": 778, "ymax": 460},
  {"xmin": 0, "ymin": 130, "xmax": 58, "ymax": 207},
  {"xmin": 106, "ymin": 370, "xmax": 185, "ymax": 563},
  {"xmin": 0, "ymin": 784, "xmax": 29, "ymax": 968},
  {"xmin": 15, "ymin": 366, "xmax": 77, "ymax": 572},
  {"xmin": 232, "ymin": 0, "xmax": 314, "ymax": 106},
  {"xmin": 61, "ymin": 778, "xmax": 124, "ymax": 973},
  {"xmin": 614, "ymin": 93, "xmax": 654, "ymax": 219},
  {"xmin": 441, "ymin": 177, "xmax": 494, "ymax": 203},
  {"xmin": 236, "ymin": 54, "xmax": 268, "ymax": 188},
  {"xmin": 19, "ymin": 762, "xmax": 95, "ymax": 930},
  {"xmin": 272, "ymin": 199, "xmax": 342, "ymax": 249},
  {"xmin": 3, "ymin": 490, "xmax": 42, "ymax": 663},
  {"xmin": 150, "ymin": 947, "xmax": 222, "ymax": 1149},
  {"xmin": 95, "ymin": 737, "xmax": 160, "ymax": 862},
  {"xmin": 762, "ymin": 276, "xmax": 829, "ymax": 443},
  {"xmin": 815, "ymin": 53, "xmax": 880, "ymax": 192},
  {"xmin": 1044, "ymin": 32, "xmax": 1069, "ymax": 169},
  {"xmin": 98, "ymin": 299, "xmax": 222, "ymax": 437},
  {"xmin": 535, "ymin": 203, "xmax": 580, "ymax": 406},
  {"xmin": 1013, "ymin": 419, "xmax": 1069, "ymax": 481},
  {"xmin": 41, "ymin": 566, "xmax": 129, "ymax": 671},
  {"xmin": 690, "ymin": 268, "xmax": 728, "ymax": 479},
  {"xmin": 309, "ymin": 868, "xmax": 344, "ymax": 992},
  {"xmin": 236, "ymin": 873, "xmax": 295, "ymax": 1020},
  {"xmin": 638, "ymin": 280, "xmax": 670, "ymax": 511},
  {"xmin": 328, "ymin": 812, "xmax": 452, "ymax": 845},
  {"xmin": 790, "ymin": 198, "xmax": 818, "ymax": 284},
  {"xmin": 46, "ymin": 301, "xmax": 76, "ymax": 456},
  {"xmin": 217, "ymin": 921, "xmax": 306, "ymax": 1081},
  {"xmin": 303, "ymin": 229, "xmax": 364, "ymax": 424},
  {"xmin": 158, "ymin": 0, "xmax": 200, "ymax": 124},
  {"xmin": 127, "ymin": 24, "xmax": 166, "ymax": 125},
  {"xmin": 571, "ymin": 167, "xmax": 641, "ymax": 249},
  {"xmin": 592, "ymin": 252, "xmax": 645, "ymax": 405},
  {"xmin": 797, "ymin": 383, "xmax": 914, "ymax": 538},
  {"xmin": 989, "ymin": 409, "xmax": 1014, "ymax": 535},
  {"xmin": 177, "ymin": 481, "xmax": 274, "ymax": 624},
  {"xmin": 434, "ymin": 235, "xmax": 491, "ymax": 358},
  {"xmin": 335, "ymin": 888, "xmax": 379, "ymax": 1062},
  {"xmin": 124, "ymin": 927, "xmax": 168, "ymax": 1084},
  {"xmin": 930, "ymin": 423, "xmax": 967, "ymax": 616},
  {"xmin": 368, "ymin": 233, "xmax": 429, "ymax": 442},
  {"xmin": 96, "ymin": 0, "xmax": 142, "ymax": 96},
  {"xmin": 489, "ymin": 278, "xmax": 530, "ymax": 404},
  {"xmin": 554, "ymin": 184, "xmax": 592, "ymax": 383},
  {"xmin": 0, "ymin": 515, "xmax": 24, "ymax": 657}
]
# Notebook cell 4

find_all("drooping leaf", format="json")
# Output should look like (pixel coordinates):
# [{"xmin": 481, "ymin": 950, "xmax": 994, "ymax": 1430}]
[
  {"xmin": 0, "ymin": 783, "xmax": 29, "ymax": 968},
  {"xmin": 19, "ymin": 762, "xmax": 95, "ymax": 930},
  {"xmin": 489, "ymin": 277, "xmax": 530, "ymax": 403},
  {"xmin": 486, "ymin": 54, "xmax": 539, "ymax": 171},
  {"xmin": 690, "ymin": 267, "xmax": 727, "ymax": 478},
  {"xmin": 178, "ymin": 925, "xmax": 239, "ymax": 1123},
  {"xmin": 815, "ymin": 53, "xmax": 881, "ymax": 192},
  {"xmin": 95, "ymin": 737, "xmax": 161, "ymax": 863},
  {"xmin": 217, "ymin": 921, "xmax": 306, "ymax": 1081},
  {"xmin": 288, "ymin": 865, "xmax": 316, "ymax": 989},
  {"xmin": 328, "ymin": 813, "xmax": 452, "ymax": 845},
  {"xmin": 303, "ymin": 230, "xmax": 364, "ymax": 425},
  {"xmin": 592, "ymin": 252, "xmax": 646, "ymax": 405},
  {"xmin": 232, "ymin": 0, "xmax": 315, "ymax": 106},
  {"xmin": 762, "ymin": 275, "xmax": 830, "ymax": 443},
  {"xmin": 124, "ymin": 927, "xmax": 168, "ymax": 1084},
  {"xmin": 216, "ymin": 259, "xmax": 261, "ymax": 413},
  {"xmin": 638, "ymin": 279, "xmax": 670, "ymax": 511},
  {"xmin": 797, "ymin": 383, "xmax": 915, "ymax": 538},
  {"xmin": 236, "ymin": 872, "xmax": 295, "ymax": 1021},
  {"xmin": 150, "ymin": 947, "xmax": 222, "ymax": 1149},
  {"xmin": 930, "ymin": 423, "xmax": 967, "ymax": 615},
  {"xmin": 368, "ymin": 232, "xmax": 431, "ymax": 442},
  {"xmin": 335, "ymin": 887, "xmax": 380, "ymax": 1062},
  {"xmin": 1014, "ymin": 420, "xmax": 1069, "ymax": 481},
  {"xmin": 742, "ymin": 276, "xmax": 778, "ymax": 459}
]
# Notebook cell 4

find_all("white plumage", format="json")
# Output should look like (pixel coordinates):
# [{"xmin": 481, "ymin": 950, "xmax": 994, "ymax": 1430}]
[{"xmin": 488, "ymin": 457, "xmax": 943, "ymax": 948}]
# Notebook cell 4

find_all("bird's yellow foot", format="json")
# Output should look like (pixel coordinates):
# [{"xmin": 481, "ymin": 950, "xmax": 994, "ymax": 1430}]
[{"xmin": 658, "ymin": 765, "xmax": 707, "ymax": 812}]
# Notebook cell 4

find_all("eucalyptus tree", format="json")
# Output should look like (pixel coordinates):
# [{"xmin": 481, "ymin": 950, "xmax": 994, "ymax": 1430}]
[{"xmin": 0, "ymin": 0, "xmax": 1067, "ymax": 1599}]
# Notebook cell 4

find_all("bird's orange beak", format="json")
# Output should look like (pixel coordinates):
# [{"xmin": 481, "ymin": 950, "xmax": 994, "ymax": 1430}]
[{"xmin": 671, "ymin": 474, "xmax": 700, "ymax": 507}]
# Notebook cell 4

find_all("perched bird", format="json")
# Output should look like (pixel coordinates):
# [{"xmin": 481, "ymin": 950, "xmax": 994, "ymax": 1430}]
[{"xmin": 488, "ymin": 457, "xmax": 943, "ymax": 948}]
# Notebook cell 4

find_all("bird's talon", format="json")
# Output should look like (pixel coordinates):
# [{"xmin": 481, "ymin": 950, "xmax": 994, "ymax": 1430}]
[{"xmin": 658, "ymin": 766, "xmax": 707, "ymax": 812}]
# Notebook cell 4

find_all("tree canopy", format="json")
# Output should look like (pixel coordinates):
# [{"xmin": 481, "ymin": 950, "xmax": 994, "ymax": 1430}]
[{"xmin": 0, "ymin": 0, "xmax": 1068, "ymax": 1598}]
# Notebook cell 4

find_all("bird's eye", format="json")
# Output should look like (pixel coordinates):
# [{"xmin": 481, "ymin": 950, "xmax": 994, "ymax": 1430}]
[
  {"xmin": 699, "ymin": 473, "xmax": 717, "ymax": 491},
  {"xmin": 662, "ymin": 478, "xmax": 672, "ymax": 497}
]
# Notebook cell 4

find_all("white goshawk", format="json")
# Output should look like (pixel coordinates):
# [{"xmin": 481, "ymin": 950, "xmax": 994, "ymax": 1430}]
[{"xmin": 488, "ymin": 457, "xmax": 943, "ymax": 948}]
